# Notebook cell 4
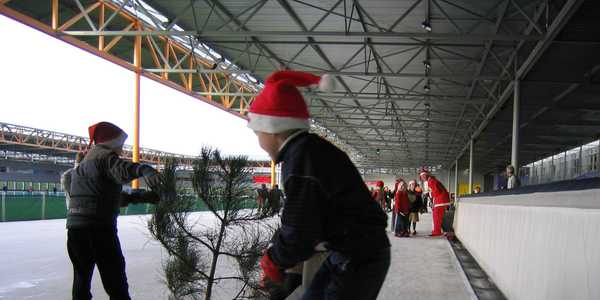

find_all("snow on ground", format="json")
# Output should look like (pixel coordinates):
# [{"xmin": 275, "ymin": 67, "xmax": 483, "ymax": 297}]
[{"xmin": 0, "ymin": 212, "xmax": 473, "ymax": 299}]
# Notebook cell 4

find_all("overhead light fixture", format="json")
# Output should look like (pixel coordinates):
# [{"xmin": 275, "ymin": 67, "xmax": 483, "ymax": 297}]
[
  {"xmin": 424, "ymin": 85, "xmax": 431, "ymax": 92},
  {"xmin": 423, "ymin": 60, "xmax": 431, "ymax": 70},
  {"xmin": 421, "ymin": 20, "xmax": 432, "ymax": 32}
]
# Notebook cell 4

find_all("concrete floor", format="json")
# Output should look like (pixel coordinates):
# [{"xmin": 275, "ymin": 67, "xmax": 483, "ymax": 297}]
[
  {"xmin": 378, "ymin": 212, "xmax": 476, "ymax": 300},
  {"xmin": 0, "ymin": 212, "xmax": 474, "ymax": 299}
]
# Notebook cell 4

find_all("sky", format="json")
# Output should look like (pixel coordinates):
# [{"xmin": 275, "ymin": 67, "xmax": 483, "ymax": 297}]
[{"xmin": 0, "ymin": 15, "xmax": 268, "ymax": 160}]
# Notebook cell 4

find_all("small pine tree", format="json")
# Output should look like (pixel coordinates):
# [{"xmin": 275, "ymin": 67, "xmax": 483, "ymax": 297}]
[{"xmin": 148, "ymin": 148, "xmax": 277, "ymax": 300}]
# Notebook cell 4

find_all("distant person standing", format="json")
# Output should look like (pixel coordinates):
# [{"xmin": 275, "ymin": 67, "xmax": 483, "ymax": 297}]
[
  {"xmin": 407, "ymin": 180, "xmax": 423, "ymax": 236},
  {"xmin": 2, "ymin": 185, "xmax": 7, "ymax": 193},
  {"xmin": 390, "ymin": 178, "xmax": 403, "ymax": 232},
  {"xmin": 383, "ymin": 186, "xmax": 392, "ymax": 212},
  {"xmin": 419, "ymin": 169, "xmax": 450, "ymax": 237},
  {"xmin": 257, "ymin": 183, "xmax": 269, "ymax": 212},
  {"xmin": 506, "ymin": 165, "xmax": 520, "ymax": 189},
  {"xmin": 393, "ymin": 180, "xmax": 410, "ymax": 237},
  {"xmin": 372, "ymin": 181, "xmax": 386, "ymax": 210},
  {"xmin": 269, "ymin": 184, "xmax": 284, "ymax": 215},
  {"xmin": 66, "ymin": 122, "xmax": 161, "ymax": 300}
]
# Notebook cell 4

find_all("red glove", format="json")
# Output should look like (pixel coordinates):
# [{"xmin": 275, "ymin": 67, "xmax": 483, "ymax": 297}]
[{"xmin": 259, "ymin": 253, "xmax": 283, "ymax": 286}]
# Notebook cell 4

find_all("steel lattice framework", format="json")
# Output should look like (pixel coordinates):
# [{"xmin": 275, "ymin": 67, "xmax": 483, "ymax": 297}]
[
  {"xmin": 0, "ymin": 122, "xmax": 271, "ymax": 167},
  {"xmin": 1, "ymin": 0, "xmax": 589, "ymax": 174}
]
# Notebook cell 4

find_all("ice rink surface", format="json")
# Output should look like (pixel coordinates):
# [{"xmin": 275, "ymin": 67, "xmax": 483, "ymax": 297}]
[{"xmin": 0, "ymin": 212, "xmax": 473, "ymax": 299}]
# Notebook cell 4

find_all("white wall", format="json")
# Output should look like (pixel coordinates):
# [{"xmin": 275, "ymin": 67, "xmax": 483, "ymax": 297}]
[{"xmin": 454, "ymin": 191, "xmax": 600, "ymax": 300}]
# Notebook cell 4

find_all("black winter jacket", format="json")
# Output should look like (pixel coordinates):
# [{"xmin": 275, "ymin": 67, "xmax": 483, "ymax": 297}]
[
  {"xmin": 66, "ymin": 145, "xmax": 155, "ymax": 229},
  {"xmin": 269, "ymin": 132, "xmax": 390, "ymax": 269}
]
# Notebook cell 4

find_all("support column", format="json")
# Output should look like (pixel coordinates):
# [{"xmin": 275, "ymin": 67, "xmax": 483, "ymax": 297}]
[
  {"xmin": 468, "ymin": 139, "xmax": 474, "ymax": 194},
  {"xmin": 270, "ymin": 161, "xmax": 276, "ymax": 188},
  {"xmin": 579, "ymin": 146, "xmax": 583, "ymax": 177},
  {"xmin": 98, "ymin": 2, "xmax": 105, "ymax": 50},
  {"xmin": 563, "ymin": 152, "xmax": 567, "ymax": 180},
  {"xmin": 132, "ymin": 22, "xmax": 142, "ymax": 189},
  {"xmin": 511, "ymin": 79, "xmax": 520, "ymax": 174},
  {"xmin": 551, "ymin": 155, "xmax": 555, "ymax": 181},
  {"xmin": 51, "ymin": 0, "xmax": 59, "ymax": 30},
  {"xmin": 454, "ymin": 160, "xmax": 458, "ymax": 199},
  {"xmin": 597, "ymin": 140, "xmax": 600, "ymax": 171},
  {"xmin": 541, "ymin": 159, "xmax": 544, "ymax": 184},
  {"xmin": 447, "ymin": 169, "xmax": 451, "ymax": 192}
]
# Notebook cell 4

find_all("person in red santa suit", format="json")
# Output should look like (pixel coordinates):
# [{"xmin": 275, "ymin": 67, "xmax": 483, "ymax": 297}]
[{"xmin": 419, "ymin": 169, "xmax": 450, "ymax": 237}]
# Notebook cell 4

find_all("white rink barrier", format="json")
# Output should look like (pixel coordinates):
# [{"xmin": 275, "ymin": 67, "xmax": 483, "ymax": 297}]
[{"xmin": 454, "ymin": 187, "xmax": 600, "ymax": 300}]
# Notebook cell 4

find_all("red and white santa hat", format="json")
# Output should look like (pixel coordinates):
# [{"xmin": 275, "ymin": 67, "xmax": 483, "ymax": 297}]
[
  {"xmin": 247, "ymin": 70, "xmax": 335, "ymax": 133},
  {"xmin": 88, "ymin": 121, "xmax": 128, "ymax": 150}
]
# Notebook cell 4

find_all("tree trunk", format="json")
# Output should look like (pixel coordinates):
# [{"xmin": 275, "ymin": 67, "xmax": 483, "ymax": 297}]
[{"xmin": 204, "ymin": 219, "xmax": 227, "ymax": 300}]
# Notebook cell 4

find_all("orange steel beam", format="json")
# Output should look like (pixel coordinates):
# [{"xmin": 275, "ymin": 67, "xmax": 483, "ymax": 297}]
[
  {"xmin": 98, "ymin": 2, "xmax": 104, "ymax": 50},
  {"xmin": 163, "ymin": 40, "xmax": 170, "ymax": 80},
  {"xmin": 51, "ymin": 0, "xmax": 58, "ymax": 30},
  {"xmin": 145, "ymin": 36, "xmax": 162, "ymax": 69},
  {"xmin": 167, "ymin": 42, "xmax": 189, "ymax": 88},
  {"xmin": 132, "ymin": 21, "xmax": 142, "ymax": 188},
  {"xmin": 102, "ymin": 22, "xmax": 134, "ymax": 52},
  {"xmin": 187, "ymin": 54, "xmax": 194, "ymax": 91},
  {"xmin": 0, "ymin": 0, "xmax": 255, "ymax": 116},
  {"xmin": 57, "ymin": 2, "xmax": 101, "ymax": 31},
  {"xmin": 270, "ymin": 161, "xmax": 276, "ymax": 187}
]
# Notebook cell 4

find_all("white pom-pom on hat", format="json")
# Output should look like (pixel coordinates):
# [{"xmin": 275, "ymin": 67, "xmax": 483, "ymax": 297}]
[{"xmin": 319, "ymin": 74, "xmax": 336, "ymax": 92}]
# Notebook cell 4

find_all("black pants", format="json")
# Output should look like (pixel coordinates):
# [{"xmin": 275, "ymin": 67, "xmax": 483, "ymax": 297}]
[
  {"xmin": 301, "ymin": 248, "xmax": 390, "ymax": 300},
  {"xmin": 269, "ymin": 273, "xmax": 303, "ymax": 300},
  {"xmin": 67, "ymin": 228, "xmax": 130, "ymax": 300}
]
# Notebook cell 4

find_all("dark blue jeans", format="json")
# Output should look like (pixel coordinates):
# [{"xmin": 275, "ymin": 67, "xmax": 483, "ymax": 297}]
[
  {"xmin": 395, "ymin": 213, "xmax": 409, "ymax": 235},
  {"xmin": 301, "ymin": 248, "xmax": 390, "ymax": 300}
]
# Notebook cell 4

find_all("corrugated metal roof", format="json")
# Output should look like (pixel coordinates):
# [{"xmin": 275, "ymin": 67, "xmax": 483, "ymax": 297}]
[{"xmin": 7, "ymin": 0, "xmax": 595, "ymax": 174}]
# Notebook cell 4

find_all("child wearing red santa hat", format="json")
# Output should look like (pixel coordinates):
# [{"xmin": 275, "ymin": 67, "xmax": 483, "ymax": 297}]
[
  {"xmin": 250, "ymin": 70, "xmax": 390, "ymax": 300},
  {"xmin": 66, "ymin": 121, "xmax": 161, "ymax": 300}
]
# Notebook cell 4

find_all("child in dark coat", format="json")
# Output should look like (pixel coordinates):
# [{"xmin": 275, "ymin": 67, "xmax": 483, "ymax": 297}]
[{"xmin": 249, "ymin": 71, "xmax": 390, "ymax": 300}]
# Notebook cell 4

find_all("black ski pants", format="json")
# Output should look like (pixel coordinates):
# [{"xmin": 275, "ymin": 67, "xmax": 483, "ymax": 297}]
[{"xmin": 67, "ymin": 227, "xmax": 130, "ymax": 300}]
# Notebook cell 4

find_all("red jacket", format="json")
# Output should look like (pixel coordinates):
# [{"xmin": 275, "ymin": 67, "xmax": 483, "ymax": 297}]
[
  {"xmin": 427, "ymin": 176, "xmax": 450, "ymax": 205},
  {"xmin": 394, "ymin": 190, "xmax": 410, "ymax": 215}
]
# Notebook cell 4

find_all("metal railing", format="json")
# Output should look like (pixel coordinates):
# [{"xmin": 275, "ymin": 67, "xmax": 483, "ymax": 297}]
[{"xmin": 519, "ymin": 140, "xmax": 600, "ymax": 186}]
